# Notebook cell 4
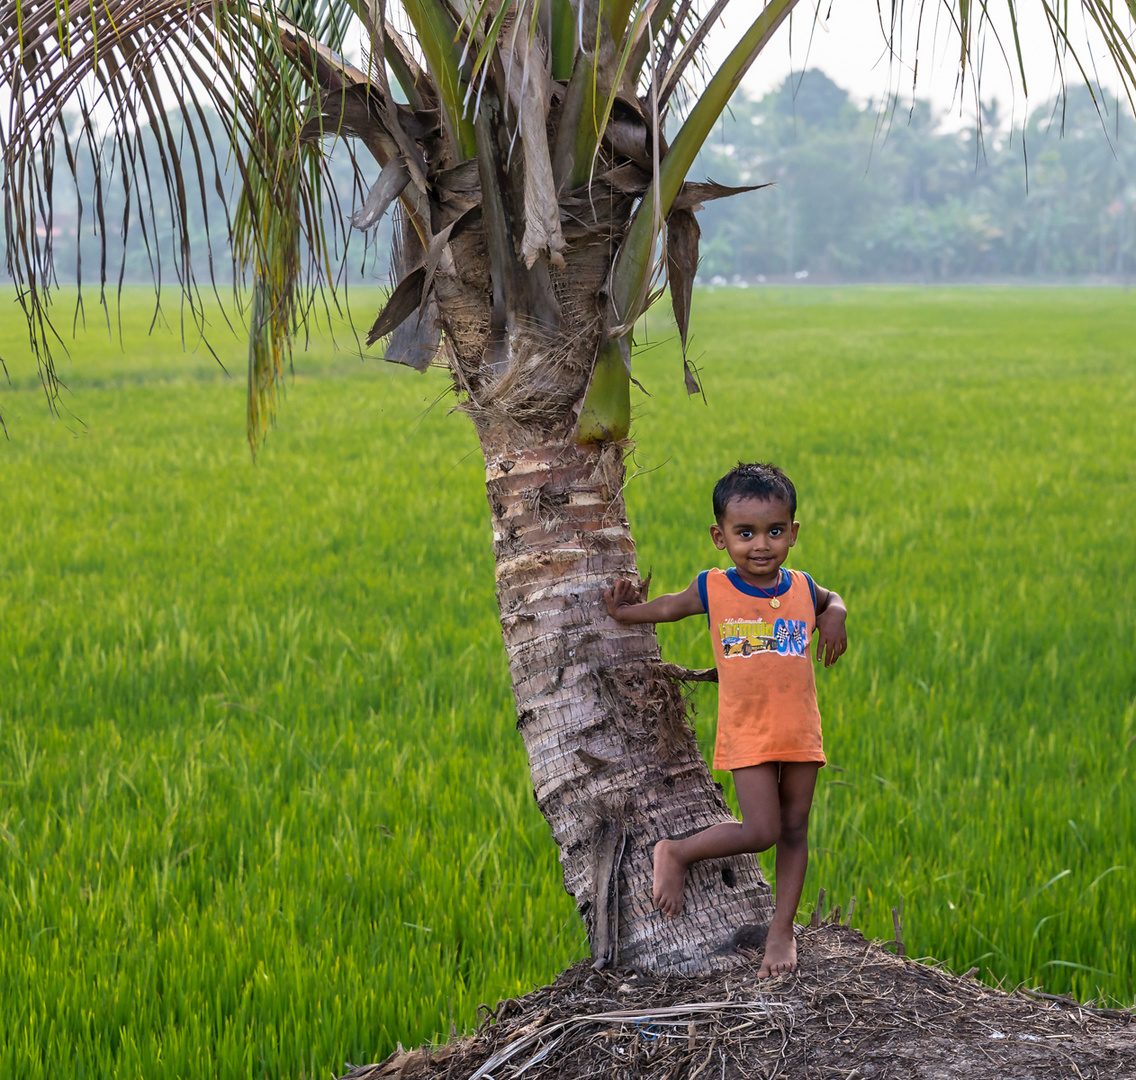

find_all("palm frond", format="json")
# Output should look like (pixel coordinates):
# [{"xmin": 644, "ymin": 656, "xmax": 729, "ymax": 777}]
[
  {"xmin": 549, "ymin": 0, "xmax": 576, "ymax": 78},
  {"xmin": 551, "ymin": 50, "xmax": 598, "ymax": 189},
  {"xmin": 610, "ymin": 0, "xmax": 797, "ymax": 330},
  {"xmin": 626, "ymin": 0, "xmax": 677, "ymax": 85},
  {"xmin": 499, "ymin": 4, "xmax": 567, "ymax": 267},
  {"xmin": 401, "ymin": 0, "xmax": 477, "ymax": 158},
  {"xmin": 234, "ymin": 4, "xmax": 338, "ymax": 454},
  {"xmin": 1, "ymin": 0, "xmax": 355, "ymax": 430},
  {"xmin": 651, "ymin": 0, "xmax": 730, "ymax": 110}
]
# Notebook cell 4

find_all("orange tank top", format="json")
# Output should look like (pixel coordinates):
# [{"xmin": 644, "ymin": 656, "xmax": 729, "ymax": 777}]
[{"xmin": 698, "ymin": 567, "xmax": 826, "ymax": 770}]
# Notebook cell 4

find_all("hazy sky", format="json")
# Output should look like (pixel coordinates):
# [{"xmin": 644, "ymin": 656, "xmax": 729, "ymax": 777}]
[{"xmin": 707, "ymin": 0, "xmax": 1133, "ymax": 131}]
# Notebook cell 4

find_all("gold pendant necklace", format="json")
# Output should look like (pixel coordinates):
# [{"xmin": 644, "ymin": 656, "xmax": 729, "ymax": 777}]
[{"xmin": 768, "ymin": 569, "xmax": 782, "ymax": 609}]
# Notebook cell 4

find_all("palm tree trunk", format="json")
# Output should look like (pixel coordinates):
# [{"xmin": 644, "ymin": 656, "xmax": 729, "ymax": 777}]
[{"xmin": 480, "ymin": 428, "xmax": 774, "ymax": 974}]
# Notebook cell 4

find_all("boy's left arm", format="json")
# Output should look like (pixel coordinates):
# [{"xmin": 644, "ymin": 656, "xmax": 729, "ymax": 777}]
[{"xmin": 813, "ymin": 585, "xmax": 848, "ymax": 668}]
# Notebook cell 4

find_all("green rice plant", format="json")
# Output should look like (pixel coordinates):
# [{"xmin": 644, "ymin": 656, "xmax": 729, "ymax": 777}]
[{"xmin": 0, "ymin": 285, "xmax": 1133, "ymax": 1080}]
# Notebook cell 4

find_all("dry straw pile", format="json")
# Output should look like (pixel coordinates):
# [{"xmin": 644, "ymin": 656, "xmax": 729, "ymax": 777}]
[{"xmin": 342, "ymin": 922, "xmax": 1136, "ymax": 1080}]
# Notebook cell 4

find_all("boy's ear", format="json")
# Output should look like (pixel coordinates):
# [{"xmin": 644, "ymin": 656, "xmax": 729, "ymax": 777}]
[
  {"xmin": 710, "ymin": 523, "xmax": 727, "ymax": 550},
  {"xmin": 789, "ymin": 521, "xmax": 800, "ymax": 547}
]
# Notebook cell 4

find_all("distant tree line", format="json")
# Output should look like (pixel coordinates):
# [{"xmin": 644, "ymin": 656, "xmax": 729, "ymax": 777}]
[
  {"xmin": 6, "ymin": 71, "xmax": 1135, "ymax": 287},
  {"xmin": 694, "ymin": 70, "xmax": 1136, "ymax": 282}
]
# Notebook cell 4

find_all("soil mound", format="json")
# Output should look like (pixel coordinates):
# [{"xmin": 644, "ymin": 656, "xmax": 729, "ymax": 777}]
[{"xmin": 342, "ymin": 924, "xmax": 1135, "ymax": 1079}]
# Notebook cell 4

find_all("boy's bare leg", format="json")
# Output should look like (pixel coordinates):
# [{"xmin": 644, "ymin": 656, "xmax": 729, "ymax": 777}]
[
  {"xmin": 653, "ymin": 763, "xmax": 781, "ymax": 917},
  {"xmin": 758, "ymin": 762, "xmax": 819, "ymax": 978}
]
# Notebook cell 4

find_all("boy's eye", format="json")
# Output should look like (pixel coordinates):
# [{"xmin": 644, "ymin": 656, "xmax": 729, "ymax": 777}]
[{"xmin": 770, "ymin": 528, "xmax": 781, "ymax": 536}]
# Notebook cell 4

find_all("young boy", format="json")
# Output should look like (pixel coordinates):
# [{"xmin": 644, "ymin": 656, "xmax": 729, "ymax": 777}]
[{"xmin": 604, "ymin": 462, "xmax": 847, "ymax": 978}]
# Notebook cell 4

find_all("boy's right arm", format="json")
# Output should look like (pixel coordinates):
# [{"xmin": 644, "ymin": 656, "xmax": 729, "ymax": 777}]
[{"xmin": 604, "ymin": 577, "xmax": 705, "ymax": 624}]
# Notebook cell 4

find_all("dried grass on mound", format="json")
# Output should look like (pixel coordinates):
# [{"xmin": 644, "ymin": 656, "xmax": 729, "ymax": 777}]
[{"xmin": 342, "ymin": 924, "xmax": 1135, "ymax": 1080}]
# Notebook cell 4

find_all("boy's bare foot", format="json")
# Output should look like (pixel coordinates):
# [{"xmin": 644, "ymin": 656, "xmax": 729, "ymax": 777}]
[
  {"xmin": 652, "ymin": 840, "xmax": 686, "ymax": 917},
  {"xmin": 757, "ymin": 924, "xmax": 797, "ymax": 978}
]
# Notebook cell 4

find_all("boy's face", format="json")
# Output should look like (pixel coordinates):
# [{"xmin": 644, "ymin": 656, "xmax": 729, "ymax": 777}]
[{"xmin": 710, "ymin": 496, "xmax": 799, "ymax": 588}]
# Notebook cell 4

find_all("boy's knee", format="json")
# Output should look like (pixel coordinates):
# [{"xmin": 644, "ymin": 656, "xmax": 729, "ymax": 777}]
[
  {"xmin": 778, "ymin": 816, "xmax": 809, "ymax": 848},
  {"xmin": 742, "ymin": 822, "xmax": 779, "ymax": 853}
]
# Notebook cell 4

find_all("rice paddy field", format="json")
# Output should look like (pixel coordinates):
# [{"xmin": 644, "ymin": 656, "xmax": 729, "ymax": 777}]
[{"xmin": 1, "ymin": 285, "xmax": 1134, "ymax": 1079}]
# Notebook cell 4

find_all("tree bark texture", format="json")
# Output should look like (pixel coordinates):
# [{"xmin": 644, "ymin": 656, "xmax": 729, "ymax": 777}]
[{"xmin": 480, "ymin": 430, "xmax": 774, "ymax": 974}]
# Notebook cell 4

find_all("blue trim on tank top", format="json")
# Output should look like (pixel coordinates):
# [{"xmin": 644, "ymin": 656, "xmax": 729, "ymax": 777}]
[
  {"xmin": 697, "ymin": 570, "xmax": 710, "ymax": 627},
  {"xmin": 801, "ymin": 571, "xmax": 817, "ymax": 611},
  {"xmin": 724, "ymin": 566, "xmax": 790, "ymax": 598}
]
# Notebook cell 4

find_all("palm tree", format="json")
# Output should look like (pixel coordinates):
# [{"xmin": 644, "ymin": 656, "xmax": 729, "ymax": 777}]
[{"xmin": 2, "ymin": 0, "xmax": 1134, "ymax": 975}]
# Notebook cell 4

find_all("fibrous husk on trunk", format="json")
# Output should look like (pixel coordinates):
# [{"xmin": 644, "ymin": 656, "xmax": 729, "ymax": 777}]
[{"xmin": 339, "ymin": 923, "xmax": 1136, "ymax": 1080}]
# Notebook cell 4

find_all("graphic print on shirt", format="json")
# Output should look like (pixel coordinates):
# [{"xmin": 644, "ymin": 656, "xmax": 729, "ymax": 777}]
[{"xmin": 719, "ymin": 617, "xmax": 809, "ymax": 658}]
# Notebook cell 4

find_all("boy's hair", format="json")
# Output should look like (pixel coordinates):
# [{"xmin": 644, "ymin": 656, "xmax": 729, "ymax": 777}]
[{"xmin": 713, "ymin": 462, "xmax": 797, "ymax": 522}]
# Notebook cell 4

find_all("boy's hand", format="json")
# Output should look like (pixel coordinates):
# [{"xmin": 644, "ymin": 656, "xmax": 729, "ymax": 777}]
[
  {"xmin": 604, "ymin": 577, "xmax": 704, "ymax": 625},
  {"xmin": 815, "ymin": 607, "xmax": 847, "ymax": 667},
  {"xmin": 604, "ymin": 578, "xmax": 641, "ymax": 621}
]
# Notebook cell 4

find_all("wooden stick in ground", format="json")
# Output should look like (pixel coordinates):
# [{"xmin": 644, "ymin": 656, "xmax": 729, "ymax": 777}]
[
  {"xmin": 810, "ymin": 888, "xmax": 826, "ymax": 929},
  {"xmin": 891, "ymin": 906, "xmax": 906, "ymax": 958}
]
